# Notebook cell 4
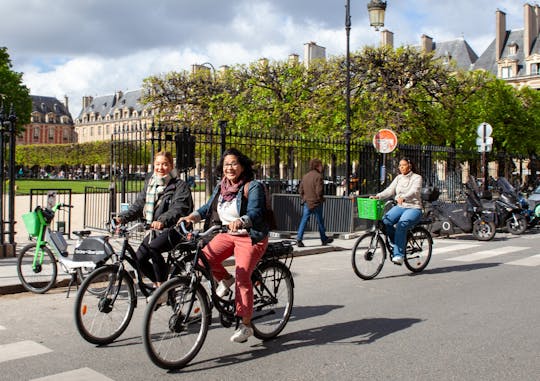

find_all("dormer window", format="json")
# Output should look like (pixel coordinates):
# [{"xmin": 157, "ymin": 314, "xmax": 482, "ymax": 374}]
[
  {"xmin": 531, "ymin": 62, "xmax": 540, "ymax": 75},
  {"xmin": 501, "ymin": 66, "xmax": 512, "ymax": 78},
  {"xmin": 508, "ymin": 42, "xmax": 518, "ymax": 56}
]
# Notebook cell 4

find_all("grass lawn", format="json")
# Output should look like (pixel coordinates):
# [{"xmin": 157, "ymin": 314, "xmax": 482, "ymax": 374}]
[
  {"xmin": 10, "ymin": 179, "xmax": 204, "ymax": 195},
  {"xmin": 12, "ymin": 179, "xmax": 138, "ymax": 195}
]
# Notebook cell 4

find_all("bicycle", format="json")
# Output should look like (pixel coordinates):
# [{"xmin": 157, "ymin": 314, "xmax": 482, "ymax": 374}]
[
  {"xmin": 142, "ymin": 222, "xmax": 295, "ymax": 370},
  {"xmin": 18, "ymin": 202, "xmax": 106, "ymax": 296},
  {"xmin": 74, "ymin": 220, "xmax": 184, "ymax": 345},
  {"xmin": 352, "ymin": 198, "xmax": 433, "ymax": 280}
]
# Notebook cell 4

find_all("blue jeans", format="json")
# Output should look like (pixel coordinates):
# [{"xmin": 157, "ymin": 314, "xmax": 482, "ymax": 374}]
[
  {"xmin": 382, "ymin": 206, "xmax": 422, "ymax": 258},
  {"xmin": 297, "ymin": 203, "xmax": 328, "ymax": 241}
]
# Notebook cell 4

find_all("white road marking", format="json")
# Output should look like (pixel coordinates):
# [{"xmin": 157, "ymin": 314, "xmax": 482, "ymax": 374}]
[
  {"xmin": 435, "ymin": 243, "xmax": 480, "ymax": 254},
  {"xmin": 0, "ymin": 340, "xmax": 52, "ymax": 363},
  {"xmin": 506, "ymin": 254, "xmax": 540, "ymax": 267},
  {"xmin": 446, "ymin": 246, "xmax": 528, "ymax": 262},
  {"xmin": 31, "ymin": 367, "xmax": 115, "ymax": 381}
]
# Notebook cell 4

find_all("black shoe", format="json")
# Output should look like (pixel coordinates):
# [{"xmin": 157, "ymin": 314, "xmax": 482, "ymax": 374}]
[
  {"xmin": 297, "ymin": 240, "xmax": 305, "ymax": 247},
  {"xmin": 322, "ymin": 237, "xmax": 334, "ymax": 246}
]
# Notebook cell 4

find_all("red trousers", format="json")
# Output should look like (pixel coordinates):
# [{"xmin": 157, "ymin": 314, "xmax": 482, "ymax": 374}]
[{"xmin": 202, "ymin": 233, "xmax": 268, "ymax": 318}]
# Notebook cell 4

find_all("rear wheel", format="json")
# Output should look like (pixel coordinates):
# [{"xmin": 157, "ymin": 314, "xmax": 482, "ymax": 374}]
[
  {"xmin": 143, "ymin": 277, "xmax": 210, "ymax": 370},
  {"xmin": 351, "ymin": 232, "xmax": 386, "ymax": 280},
  {"xmin": 472, "ymin": 220, "xmax": 496, "ymax": 241},
  {"xmin": 251, "ymin": 261, "xmax": 294, "ymax": 340},
  {"xmin": 404, "ymin": 226, "xmax": 432, "ymax": 273},
  {"xmin": 17, "ymin": 243, "xmax": 57, "ymax": 293},
  {"xmin": 506, "ymin": 214, "xmax": 527, "ymax": 235},
  {"xmin": 74, "ymin": 265, "xmax": 136, "ymax": 345}
]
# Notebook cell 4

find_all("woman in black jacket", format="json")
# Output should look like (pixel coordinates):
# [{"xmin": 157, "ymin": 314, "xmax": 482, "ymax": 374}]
[{"xmin": 116, "ymin": 151, "xmax": 193, "ymax": 287}]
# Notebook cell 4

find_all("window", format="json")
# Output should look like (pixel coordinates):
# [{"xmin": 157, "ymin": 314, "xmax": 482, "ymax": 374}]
[
  {"xmin": 48, "ymin": 128, "xmax": 54, "ymax": 141},
  {"xmin": 501, "ymin": 66, "xmax": 512, "ymax": 78},
  {"xmin": 33, "ymin": 127, "xmax": 39, "ymax": 141},
  {"xmin": 531, "ymin": 63, "xmax": 540, "ymax": 75},
  {"xmin": 63, "ymin": 128, "xmax": 70, "ymax": 141}
]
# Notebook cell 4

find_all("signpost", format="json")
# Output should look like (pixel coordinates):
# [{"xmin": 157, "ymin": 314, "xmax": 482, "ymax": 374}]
[
  {"xmin": 373, "ymin": 129, "xmax": 398, "ymax": 188},
  {"xmin": 476, "ymin": 122, "xmax": 493, "ymax": 191}
]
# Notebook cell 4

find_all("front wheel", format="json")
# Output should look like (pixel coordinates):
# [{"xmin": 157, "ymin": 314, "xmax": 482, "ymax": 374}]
[
  {"xmin": 74, "ymin": 265, "xmax": 136, "ymax": 345},
  {"xmin": 251, "ymin": 261, "xmax": 294, "ymax": 340},
  {"xmin": 17, "ymin": 243, "xmax": 57, "ymax": 293},
  {"xmin": 405, "ymin": 226, "xmax": 432, "ymax": 273},
  {"xmin": 143, "ymin": 277, "xmax": 210, "ymax": 370},
  {"xmin": 351, "ymin": 232, "xmax": 386, "ymax": 280},
  {"xmin": 506, "ymin": 214, "xmax": 527, "ymax": 235},
  {"xmin": 472, "ymin": 220, "xmax": 496, "ymax": 241}
]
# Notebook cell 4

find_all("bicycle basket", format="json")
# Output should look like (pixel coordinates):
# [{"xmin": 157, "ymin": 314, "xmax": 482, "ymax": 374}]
[
  {"xmin": 357, "ymin": 198, "xmax": 384, "ymax": 220},
  {"xmin": 22, "ymin": 211, "xmax": 46, "ymax": 237}
]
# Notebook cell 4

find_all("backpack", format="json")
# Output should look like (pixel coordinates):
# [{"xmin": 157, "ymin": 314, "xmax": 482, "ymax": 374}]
[{"xmin": 244, "ymin": 181, "xmax": 278, "ymax": 230}]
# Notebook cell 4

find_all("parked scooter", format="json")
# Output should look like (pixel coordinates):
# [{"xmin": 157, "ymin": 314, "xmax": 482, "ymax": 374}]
[
  {"xmin": 425, "ymin": 176, "xmax": 496, "ymax": 241},
  {"xmin": 483, "ymin": 177, "xmax": 528, "ymax": 235},
  {"xmin": 518, "ymin": 192, "xmax": 540, "ymax": 229}
]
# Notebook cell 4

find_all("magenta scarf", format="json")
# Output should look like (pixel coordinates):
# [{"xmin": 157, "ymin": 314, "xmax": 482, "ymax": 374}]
[{"xmin": 220, "ymin": 178, "xmax": 245, "ymax": 202}]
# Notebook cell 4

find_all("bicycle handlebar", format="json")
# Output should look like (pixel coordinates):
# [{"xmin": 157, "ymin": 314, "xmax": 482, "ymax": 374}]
[{"xmin": 177, "ymin": 221, "xmax": 226, "ymax": 238}]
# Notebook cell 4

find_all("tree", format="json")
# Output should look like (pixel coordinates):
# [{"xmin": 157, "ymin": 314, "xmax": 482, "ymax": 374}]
[{"xmin": 0, "ymin": 47, "xmax": 32, "ymax": 129}]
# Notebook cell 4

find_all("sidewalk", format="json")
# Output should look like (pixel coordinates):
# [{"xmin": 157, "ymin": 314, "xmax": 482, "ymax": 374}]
[{"xmin": 0, "ymin": 233, "xmax": 360, "ymax": 296}]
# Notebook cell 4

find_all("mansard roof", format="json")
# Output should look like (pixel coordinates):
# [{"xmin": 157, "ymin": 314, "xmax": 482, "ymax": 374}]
[
  {"xmin": 432, "ymin": 38, "xmax": 478, "ymax": 70},
  {"xmin": 78, "ymin": 89, "xmax": 147, "ymax": 118},
  {"xmin": 473, "ymin": 29, "xmax": 527, "ymax": 75},
  {"xmin": 31, "ymin": 95, "xmax": 72, "ymax": 121}
]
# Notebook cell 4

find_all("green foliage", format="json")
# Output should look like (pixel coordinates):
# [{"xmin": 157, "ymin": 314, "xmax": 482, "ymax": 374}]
[
  {"xmin": 141, "ymin": 46, "xmax": 539, "ymax": 157},
  {"xmin": 0, "ymin": 47, "xmax": 32, "ymax": 128},
  {"xmin": 15, "ymin": 141, "xmax": 111, "ymax": 167}
]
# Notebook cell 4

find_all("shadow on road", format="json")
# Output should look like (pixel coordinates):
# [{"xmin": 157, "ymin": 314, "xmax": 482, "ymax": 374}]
[{"xmin": 179, "ymin": 316, "xmax": 422, "ymax": 373}]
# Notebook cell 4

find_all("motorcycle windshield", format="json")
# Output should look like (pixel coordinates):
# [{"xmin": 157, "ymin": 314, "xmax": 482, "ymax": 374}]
[{"xmin": 497, "ymin": 177, "xmax": 515, "ymax": 194}]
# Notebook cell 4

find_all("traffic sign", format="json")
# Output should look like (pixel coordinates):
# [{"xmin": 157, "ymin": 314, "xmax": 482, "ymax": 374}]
[
  {"xmin": 373, "ymin": 129, "xmax": 398, "ymax": 154},
  {"xmin": 476, "ymin": 137, "xmax": 493, "ymax": 146},
  {"xmin": 477, "ymin": 122, "xmax": 492, "ymax": 139}
]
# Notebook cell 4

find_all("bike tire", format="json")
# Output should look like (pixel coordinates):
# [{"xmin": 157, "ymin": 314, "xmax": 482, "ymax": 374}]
[
  {"xmin": 251, "ymin": 261, "xmax": 294, "ymax": 340},
  {"xmin": 142, "ymin": 276, "xmax": 210, "ymax": 370},
  {"xmin": 74, "ymin": 265, "xmax": 136, "ymax": 345},
  {"xmin": 351, "ymin": 232, "xmax": 386, "ymax": 280},
  {"xmin": 17, "ymin": 243, "xmax": 57, "ymax": 293},
  {"xmin": 506, "ymin": 215, "xmax": 527, "ymax": 235},
  {"xmin": 472, "ymin": 220, "xmax": 496, "ymax": 241},
  {"xmin": 404, "ymin": 226, "xmax": 433, "ymax": 273}
]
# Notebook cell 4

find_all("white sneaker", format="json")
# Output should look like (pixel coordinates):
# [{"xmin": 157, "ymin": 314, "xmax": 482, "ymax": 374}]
[
  {"xmin": 216, "ymin": 276, "xmax": 235, "ymax": 298},
  {"xmin": 391, "ymin": 255, "xmax": 404, "ymax": 265},
  {"xmin": 230, "ymin": 323, "xmax": 253, "ymax": 343}
]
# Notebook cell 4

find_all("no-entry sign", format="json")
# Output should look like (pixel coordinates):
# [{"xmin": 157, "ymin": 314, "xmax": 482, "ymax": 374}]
[{"xmin": 373, "ymin": 129, "xmax": 398, "ymax": 153}]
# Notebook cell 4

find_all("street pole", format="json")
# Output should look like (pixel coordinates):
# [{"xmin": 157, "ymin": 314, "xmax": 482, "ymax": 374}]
[{"xmin": 345, "ymin": 0, "xmax": 352, "ymax": 196}]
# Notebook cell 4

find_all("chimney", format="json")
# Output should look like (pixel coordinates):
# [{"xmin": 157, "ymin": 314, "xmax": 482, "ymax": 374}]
[
  {"xmin": 524, "ymin": 3, "xmax": 536, "ymax": 57},
  {"xmin": 303, "ymin": 42, "xmax": 326, "ymax": 68},
  {"xmin": 82, "ymin": 96, "xmax": 93, "ymax": 110},
  {"xmin": 496, "ymin": 8, "xmax": 506, "ymax": 60},
  {"xmin": 63, "ymin": 95, "xmax": 69, "ymax": 112},
  {"xmin": 380, "ymin": 29, "xmax": 394, "ymax": 48},
  {"xmin": 535, "ymin": 5, "xmax": 540, "ymax": 35},
  {"xmin": 421, "ymin": 34, "xmax": 433, "ymax": 53},
  {"xmin": 288, "ymin": 53, "xmax": 299, "ymax": 65}
]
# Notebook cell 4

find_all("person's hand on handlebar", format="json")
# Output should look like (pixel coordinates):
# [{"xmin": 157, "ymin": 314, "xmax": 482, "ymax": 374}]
[
  {"xmin": 149, "ymin": 220, "xmax": 164, "ymax": 230},
  {"xmin": 369, "ymin": 195, "xmax": 379, "ymax": 199},
  {"xmin": 177, "ymin": 215, "xmax": 196, "ymax": 226},
  {"xmin": 228, "ymin": 218, "xmax": 244, "ymax": 232}
]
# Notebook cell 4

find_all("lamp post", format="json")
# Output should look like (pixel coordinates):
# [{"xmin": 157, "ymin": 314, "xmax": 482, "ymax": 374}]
[{"xmin": 344, "ymin": 0, "xmax": 387, "ymax": 195}]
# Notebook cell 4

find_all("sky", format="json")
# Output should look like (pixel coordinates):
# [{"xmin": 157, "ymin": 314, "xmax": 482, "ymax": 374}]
[{"xmin": 0, "ymin": 0, "xmax": 524, "ymax": 117}]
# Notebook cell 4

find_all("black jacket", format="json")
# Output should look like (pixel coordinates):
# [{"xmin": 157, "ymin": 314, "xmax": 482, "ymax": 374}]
[{"xmin": 118, "ymin": 175, "xmax": 193, "ymax": 228}]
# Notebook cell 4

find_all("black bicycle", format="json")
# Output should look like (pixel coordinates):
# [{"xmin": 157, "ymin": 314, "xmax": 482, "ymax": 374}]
[
  {"xmin": 142, "ymin": 222, "xmax": 295, "ymax": 370},
  {"xmin": 352, "ymin": 200, "xmax": 433, "ymax": 280},
  {"xmin": 74, "ymin": 220, "xmax": 181, "ymax": 345}
]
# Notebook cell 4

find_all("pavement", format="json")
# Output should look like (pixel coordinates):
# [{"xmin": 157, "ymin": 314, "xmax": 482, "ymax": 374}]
[{"xmin": 0, "ymin": 232, "xmax": 361, "ymax": 296}]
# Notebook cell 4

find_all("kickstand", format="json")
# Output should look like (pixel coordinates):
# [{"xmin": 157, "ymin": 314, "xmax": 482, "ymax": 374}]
[{"xmin": 66, "ymin": 272, "xmax": 78, "ymax": 298}]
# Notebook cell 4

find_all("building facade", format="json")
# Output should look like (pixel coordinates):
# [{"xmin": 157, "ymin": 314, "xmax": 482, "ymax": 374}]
[
  {"xmin": 74, "ymin": 89, "xmax": 155, "ymax": 143},
  {"xmin": 18, "ymin": 95, "xmax": 75, "ymax": 145}
]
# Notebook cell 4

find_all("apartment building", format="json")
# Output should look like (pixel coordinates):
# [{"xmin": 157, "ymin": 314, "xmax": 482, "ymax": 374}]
[{"xmin": 17, "ymin": 95, "xmax": 75, "ymax": 145}]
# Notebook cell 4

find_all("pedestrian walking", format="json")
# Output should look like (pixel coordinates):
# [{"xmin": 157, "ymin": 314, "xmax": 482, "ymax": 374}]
[{"xmin": 296, "ymin": 158, "xmax": 333, "ymax": 247}]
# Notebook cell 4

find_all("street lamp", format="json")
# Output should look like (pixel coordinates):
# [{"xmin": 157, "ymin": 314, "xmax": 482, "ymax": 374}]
[{"xmin": 344, "ymin": 0, "xmax": 386, "ymax": 195}]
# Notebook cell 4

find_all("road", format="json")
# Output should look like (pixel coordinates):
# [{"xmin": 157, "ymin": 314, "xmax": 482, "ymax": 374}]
[{"xmin": 1, "ymin": 231, "xmax": 539, "ymax": 380}]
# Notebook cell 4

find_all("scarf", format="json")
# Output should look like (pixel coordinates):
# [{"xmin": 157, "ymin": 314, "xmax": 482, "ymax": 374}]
[
  {"xmin": 144, "ymin": 174, "xmax": 171, "ymax": 224},
  {"xmin": 220, "ymin": 177, "xmax": 244, "ymax": 202}
]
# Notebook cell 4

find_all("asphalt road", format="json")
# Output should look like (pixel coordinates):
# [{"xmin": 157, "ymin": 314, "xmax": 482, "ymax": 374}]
[{"xmin": 1, "ymin": 230, "xmax": 539, "ymax": 380}]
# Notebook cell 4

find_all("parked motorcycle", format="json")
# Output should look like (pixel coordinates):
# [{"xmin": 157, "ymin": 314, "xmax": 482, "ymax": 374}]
[
  {"xmin": 424, "ymin": 176, "xmax": 496, "ymax": 241},
  {"xmin": 518, "ymin": 192, "xmax": 540, "ymax": 229},
  {"xmin": 484, "ymin": 177, "xmax": 528, "ymax": 235}
]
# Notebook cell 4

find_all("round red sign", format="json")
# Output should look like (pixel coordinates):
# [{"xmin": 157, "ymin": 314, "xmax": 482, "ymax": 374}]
[{"xmin": 373, "ymin": 129, "xmax": 398, "ymax": 153}]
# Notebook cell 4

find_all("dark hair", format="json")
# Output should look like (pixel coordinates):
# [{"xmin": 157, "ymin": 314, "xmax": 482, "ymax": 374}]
[
  {"xmin": 216, "ymin": 148, "xmax": 255, "ymax": 181},
  {"xmin": 400, "ymin": 157, "xmax": 416, "ymax": 173},
  {"xmin": 309, "ymin": 158, "xmax": 322, "ymax": 171}
]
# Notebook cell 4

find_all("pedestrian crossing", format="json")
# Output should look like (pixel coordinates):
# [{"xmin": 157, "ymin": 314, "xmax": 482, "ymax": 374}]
[
  {"xmin": 433, "ymin": 238, "xmax": 539, "ymax": 267},
  {"xmin": 0, "ymin": 331, "xmax": 114, "ymax": 380}
]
